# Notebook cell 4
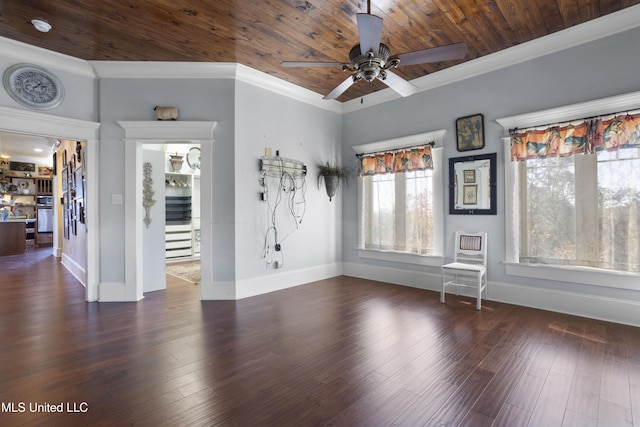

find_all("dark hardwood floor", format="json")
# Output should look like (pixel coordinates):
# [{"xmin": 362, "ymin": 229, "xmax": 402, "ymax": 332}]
[{"xmin": 0, "ymin": 247, "xmax": 638, "ymax": 426}]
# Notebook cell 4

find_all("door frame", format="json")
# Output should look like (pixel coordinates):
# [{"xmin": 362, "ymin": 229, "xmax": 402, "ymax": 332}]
[
  {"xmin": 117, "ymin": 121, "xmax": 217, "ymax": 301},
  {"xmin": 0, "ymin": 106, "xmax": 100, "ymax": 301}
]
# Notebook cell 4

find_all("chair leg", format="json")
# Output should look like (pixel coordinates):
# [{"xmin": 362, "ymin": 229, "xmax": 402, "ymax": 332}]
[
  {"xmin": 476, "ymin": 273, "xmax": 482, "ymax": 310},
  {"xmin": 441, "ymin": 271, "xmax": 445, "ymax": 304}
]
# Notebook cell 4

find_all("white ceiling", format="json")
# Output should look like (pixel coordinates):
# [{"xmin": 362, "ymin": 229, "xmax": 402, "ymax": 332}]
[{"xmin": 0, "ymin": 132, "xmax": 56, "ymax": 161}]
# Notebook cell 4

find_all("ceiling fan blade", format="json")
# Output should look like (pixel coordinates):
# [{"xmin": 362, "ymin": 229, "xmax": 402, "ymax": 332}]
[
  {"xmin": 356, "ymin": 13, "xmax": 383, "ymax": 56},
  {"xmin": 323, "ymin": 76, "xmax": 355, "ymax": 100},
  {"xmin": 380, "ymin": 70, "xmax": 418, "ymax": 97},
  {"xmin": 394, "ymin": 42, "xmax": 467, "ymax": 66},
  {"xmin": 281, "ymin": 61, "xmax": 345, "ymax": 67}
]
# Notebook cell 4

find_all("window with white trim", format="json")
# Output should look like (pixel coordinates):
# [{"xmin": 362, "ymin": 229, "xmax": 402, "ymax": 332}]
[
  {"xmin": 361, "ymin": 169, "xmax": 434, "ymax": 254},
  {"xmin": 505, "ymin": 108, "xmax": 640, "ymax": 275},
  {"xmin": 352, "ymin": 130, "xmax": 445, "ymax": 263},
  {"xmin": 518, "ymin": 148, "xmax": 640, "ymax": 272}
]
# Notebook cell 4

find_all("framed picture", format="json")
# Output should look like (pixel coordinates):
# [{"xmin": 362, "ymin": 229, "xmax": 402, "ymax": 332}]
[
  {"xmin": 9, "ymin": 161, "xmax": 35, "ymax": 172},
  {"xmin": 463, "ymin": 185, "xmax": 478, "ymax": 205},
  {"xmin": 75, "ymin": 168, "xmax": 84, "ymax": 200},
  {"xmin": 37, "ymin": 165, "xmax": 53, "ymax": 177},
  {"xmin": 456, "ymin": 113, "xmax": 484, "ymax": 152},
  {"xmin": 63, "ymin": 194, "xmax": 69, "ymax": 240},
  {"xmin": 61, "ymin": 167, "xmax": 68, "ymax": 192},
  {"xmin": 463, "ymin": 169, "xmax": 476, "ymax": 183}
]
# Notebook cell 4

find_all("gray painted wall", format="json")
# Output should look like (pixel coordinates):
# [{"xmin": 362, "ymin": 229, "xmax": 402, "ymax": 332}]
[
  {"xmin": 0, "ymin": 58, "xmax": 97, "ymax": 122},
  {"xmin": 234, "ymin": 81, "xmax": 343, "ymax": 281},
  {"xmin": 341, "ymin": 26, "xmax": 640, "ymax": 302},
  {"xmin": 97, "ymin": 78, "xmax": 236, "ymax": 283}
]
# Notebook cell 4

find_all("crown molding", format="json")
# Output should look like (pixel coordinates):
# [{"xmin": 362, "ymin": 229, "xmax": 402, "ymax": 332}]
[
  {"xmin": 342, "ymin": 3, "xmax": 640, "ymax": 114},
  {"xmin": 89, "ymin": 61, "xmax": 237, "ymax": 79},
  {"xmin": 90, "ymin": 61, "xmax": 342, "ymax": 114},
  {"xmin": 234, "ymin": 64, "xmax": 342, "ymax": 113},
  {"xmin": 0, "ymin": 36, "xmax": 96, "ymax": 79}
]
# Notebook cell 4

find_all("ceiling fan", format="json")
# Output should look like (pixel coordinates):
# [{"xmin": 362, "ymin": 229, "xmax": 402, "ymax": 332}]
[{"xmin": 281, "ymin": 0, "xmax": 467, "ymax": 100}]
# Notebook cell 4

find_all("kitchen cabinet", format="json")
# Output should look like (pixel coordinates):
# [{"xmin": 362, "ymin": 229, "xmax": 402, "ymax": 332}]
[{"xmin": 0, "ymin": 220, "xmax": 28, "ymax": 255}]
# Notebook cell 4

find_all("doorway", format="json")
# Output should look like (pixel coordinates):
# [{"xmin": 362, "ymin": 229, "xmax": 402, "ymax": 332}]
[
  {"xmin": 142, "ymin": 143, "xmax": 201, "ymax": 293},
  {"xmin": 0, "ymin": 106, "xmax": 100, "ymax": 301},
  {"xmin": 116, "ymin": 120, "xmax": 216, "ymax": 302}
]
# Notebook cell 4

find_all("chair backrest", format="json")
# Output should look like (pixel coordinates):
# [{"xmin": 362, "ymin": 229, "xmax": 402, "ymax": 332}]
[{"xmin": 453, "ymin": 231, "xmax": 487, "ymax": 266}]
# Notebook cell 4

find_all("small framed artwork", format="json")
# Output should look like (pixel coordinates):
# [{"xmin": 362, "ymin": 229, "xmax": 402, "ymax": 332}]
[
  {"xmin": 63, "ymin": 195, "xmax": 69, "ymax": 240},
  {"xmin": 75, "ymin": 168, "xmax": 84, "ymax": 200},
  {"xmin": 61, "ymin": 167, "xmax": 68, "ymax": 192},
  {"xmin": 463, "ymin": 169, "xmax": 476, "ymax": 183},
  {"xmin": 37, "ymin": 165, "xmax": 53, "ymax": 177},
  {"xmin": 456, "ymin": 113, "xmax": 484, "ymax": 152},
  {"xmin": 463, "ymin": 185, "xmax": 478, "ymax": 205}
]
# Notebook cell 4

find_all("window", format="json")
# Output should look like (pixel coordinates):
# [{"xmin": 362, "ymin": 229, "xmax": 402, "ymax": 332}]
[
  {"xmin": 361, "ymin": 169, "xmax": 434, "ymax": 254},
  {"xmin": 519, "ymin": 148, "xmax": 640, "ymax": 272},
  {"xmin": 352, "ymin": 130, "xmax": 445, "ymax": 265},
  {"xmin": 507, "ymin": 109, "xmax": 640, "ymax": 277}
]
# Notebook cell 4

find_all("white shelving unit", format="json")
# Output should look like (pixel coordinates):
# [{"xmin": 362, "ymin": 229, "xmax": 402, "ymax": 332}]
[{"xmin": 164, "ymin": 172, "xmax": 200, "ymax": 262}]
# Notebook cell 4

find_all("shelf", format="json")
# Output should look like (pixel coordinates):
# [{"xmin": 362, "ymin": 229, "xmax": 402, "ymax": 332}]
[{"xmin": 36, "ymin": 178, "xmax": 53, "ymax": 195}]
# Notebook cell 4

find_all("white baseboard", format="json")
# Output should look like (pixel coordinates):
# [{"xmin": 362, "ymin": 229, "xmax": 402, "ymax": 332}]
[
  {"xmin": 342, "ymin": 262, "xmax": 640, "ymax": 327},
  {"xmin": 233, "ymin": 262, "xmax": 343, "ymax": 300},
  {"xmin": 61, "ymin": 253, "xmax": 86, "ymax": 287},
  {"xmin": 200, "ymin": 281, "xmax": 237, "ymax": 300},
  {"xmin": 98, "ymin": 282, "xmax": 142, "ymax": 302},
  {"xmin": 489, "ymin": 280, "xmax": 640, "ymax": 327}
]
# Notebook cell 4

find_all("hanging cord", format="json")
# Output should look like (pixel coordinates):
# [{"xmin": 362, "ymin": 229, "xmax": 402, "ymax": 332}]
[{"xmin": 261, "ymin": 156, "xmax": 306, "ymax": 268}]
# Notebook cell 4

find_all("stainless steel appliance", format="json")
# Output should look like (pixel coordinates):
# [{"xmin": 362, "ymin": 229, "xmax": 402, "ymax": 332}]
[
  {"xmin": 37, "ymin": 208, "xmax": 53, "ymax": 233},
  {"xmin": 36, "ymin": 195, "xmax": 53, "ymax": 206}
]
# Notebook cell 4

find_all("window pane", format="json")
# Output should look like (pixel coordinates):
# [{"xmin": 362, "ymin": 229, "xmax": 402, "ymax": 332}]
[
  {"xmin": 361, "ymin": 170, "xmax": 434, "ymax": 254},
  {"xmin": 405, "ymin": 170, "xmax": 433, "ymax": 254},
  {"xmin": 523, "ymin": 156, "xmax": 576, "ymax": 261},
  {"xmin": 370, "ymin": 173, "xmax": 395, "ymax": 249},
  {"xmin": 597, "ymin": 148, "xmax": 640, "ymax": 272}
]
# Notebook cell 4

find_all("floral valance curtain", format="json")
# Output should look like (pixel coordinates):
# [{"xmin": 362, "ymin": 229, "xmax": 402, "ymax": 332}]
[
  {"xmin": 510, "ymin": 112, "xmax": 640, "ymax": 161},
  {"xmin": 358, "ymin": 145, "xmax": 433, "ymax": 176}
]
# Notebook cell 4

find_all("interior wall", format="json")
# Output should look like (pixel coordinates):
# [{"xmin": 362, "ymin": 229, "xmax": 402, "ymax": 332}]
[
  {"xmin": 341, "ymin": 26, "xmax": 640, "ymax": 304},
  {"xmin": 0, "ymin": 56, "xmax": 97, "ymax": 122},
  {"xmin": 56, "ymin": 139, "xmax": 88, "ymax": 283},
  {"xmin": 233, "ymin": 81, "xmax": 343, "ymax": 295},
  {"xmin": 97, "ymin": 78, "xmax": 235, "ymax": 286}
]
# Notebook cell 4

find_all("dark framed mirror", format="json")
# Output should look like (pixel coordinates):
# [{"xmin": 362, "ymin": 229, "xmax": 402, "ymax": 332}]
[{"xmin": 448, "ymin": 152, "xmax": 496, "ymax": 215}]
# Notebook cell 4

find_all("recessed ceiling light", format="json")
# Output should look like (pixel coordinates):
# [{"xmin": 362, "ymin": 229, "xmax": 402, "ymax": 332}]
[
  {"xmin": 34, "ymin": 148, "xmax": 43, "ymax": 152},
  {"xmin": 31, "ymin": 19, "xmax": 52, "ymax": 33}
]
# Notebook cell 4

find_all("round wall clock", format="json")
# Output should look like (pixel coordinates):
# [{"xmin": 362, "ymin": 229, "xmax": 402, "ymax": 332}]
[{"xmin": 3, "ymin": 64, "xmax": 64, "ymax": 110}]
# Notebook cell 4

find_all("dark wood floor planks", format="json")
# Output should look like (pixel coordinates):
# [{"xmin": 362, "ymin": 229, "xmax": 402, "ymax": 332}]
[{"xmin": 0, "ymin": 247, "xmax": 639, "ymax": 426}]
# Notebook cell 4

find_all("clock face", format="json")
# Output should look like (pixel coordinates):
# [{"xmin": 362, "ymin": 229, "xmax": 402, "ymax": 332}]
[{"xmin": 3, "ymin": 64, "xmax": 64, "ymax": 110}]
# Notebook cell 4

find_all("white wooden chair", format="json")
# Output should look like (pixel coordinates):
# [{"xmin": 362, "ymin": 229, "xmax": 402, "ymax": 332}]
[{"xmin": 441, "ymin": 231, "xmax": 488, "ymax": 310}]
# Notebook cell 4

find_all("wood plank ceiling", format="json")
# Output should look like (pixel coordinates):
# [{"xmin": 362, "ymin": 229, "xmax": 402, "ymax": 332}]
[{"xmin": 0, "ymin": 1, "xmax": 638, "ymax": 102}]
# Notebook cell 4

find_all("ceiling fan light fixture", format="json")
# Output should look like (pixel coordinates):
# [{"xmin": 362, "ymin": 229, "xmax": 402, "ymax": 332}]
[{"xmin": 31, "ymin": 19, "xmax": 52, "ymax": 33}]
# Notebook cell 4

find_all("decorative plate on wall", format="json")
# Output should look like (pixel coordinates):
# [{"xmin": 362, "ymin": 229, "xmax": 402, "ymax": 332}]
[
  {"xmin": 186, "ymin": 147, "xmax": 201, "ymax": 170},
  {"xmin": 3, "ymin": 64, "xmax": 64, "ymax": 110}
]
